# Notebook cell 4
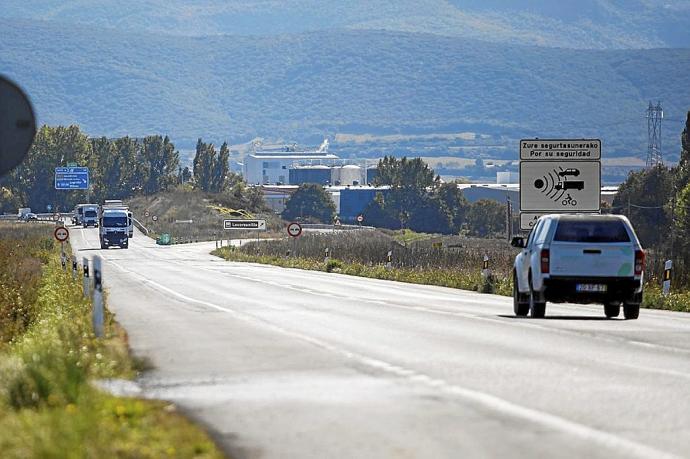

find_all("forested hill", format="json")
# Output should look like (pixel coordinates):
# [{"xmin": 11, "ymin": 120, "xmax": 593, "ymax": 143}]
[
  {"xmin": 2, "ymin": 19, "xmax": 690, "ymax": 156},
  {"xmin": 4, "ymin": 0, "xmax": 690, "ymax": 49}
]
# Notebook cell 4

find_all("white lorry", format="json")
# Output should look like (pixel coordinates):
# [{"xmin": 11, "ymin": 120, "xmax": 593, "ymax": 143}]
[
  {"xmin": 102, "ymin": 200, "xmax": 133, "ymax": 238},
  {"xmin": 98, "ymin": 206, "xmax": 130, "ymax": 249},
  {"xmin": 511, "ymin": 214, "xmax": 645, "ymax": 320}
]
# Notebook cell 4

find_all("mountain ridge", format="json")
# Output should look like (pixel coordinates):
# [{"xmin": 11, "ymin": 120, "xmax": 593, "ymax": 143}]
[{"xmin": 1, "ymin": 18, "xmax": 689, "ymax": 158}]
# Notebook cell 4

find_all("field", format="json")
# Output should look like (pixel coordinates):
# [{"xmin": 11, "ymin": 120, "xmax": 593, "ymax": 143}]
[
  {"xmin": 0, "ymin": 222, "xmax": 224, "ymax": 458},
  {"xmin": 126, "ymin": 187, "xmax": 282, "ymax": 243},
  {"xmin": 214, "ymin": 229, "xmax": 690, "ymax": 313}
]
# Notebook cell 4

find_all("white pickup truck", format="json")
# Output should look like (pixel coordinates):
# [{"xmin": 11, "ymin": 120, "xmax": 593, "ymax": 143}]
[{"xmin": 511, "ymin": 214, "xmax": 645, "ymax": 320}]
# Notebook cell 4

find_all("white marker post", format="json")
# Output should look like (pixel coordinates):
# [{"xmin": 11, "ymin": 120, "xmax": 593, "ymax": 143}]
[
  {"xmin": 662, "ymin": 260, "xmax": 672, "ymax": 296},
  {"xmin": 71, "ymin": 256, "xmax": 77, "ymax": 280},
  {"xmin": 82, "ymin": 257, "xmax": 90, "ymax": 297},
  {"xmin": 386, "ymin": 250, "xmax": 393, "ymax": 269},
  {"xmin": 92, "ymin": 256, "xmax": 104, "ymax": 338},
  {"xmin": 324, "ymin": 247, "xmax": 330, "ymax": 263},
  {"xmin": 482, "ymin": 254, "xmax": 491, "ymax": 279}
]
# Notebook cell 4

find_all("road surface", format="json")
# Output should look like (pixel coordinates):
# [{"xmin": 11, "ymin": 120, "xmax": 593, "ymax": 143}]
[{"xmin": 69, "ymin": 225, "xmax": 690, "ymax": 459}]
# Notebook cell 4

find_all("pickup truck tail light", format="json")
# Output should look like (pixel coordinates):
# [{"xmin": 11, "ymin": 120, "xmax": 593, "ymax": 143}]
[
  {"xmin": 635, "ymin": 250, "xmax": 646, "ymax": 276},
  {"xmin": 540, "ymin": 249, "xmax": 550, "ymax": 274}
]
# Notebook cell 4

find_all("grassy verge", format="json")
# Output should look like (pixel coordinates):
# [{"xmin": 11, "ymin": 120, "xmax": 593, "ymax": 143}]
[
  {"xmin": 213, "ymin": 243, "xmax": 688, "ymax": 314},
  {"xmin": 212, "ymin": 247, "xmax": 512, "ymax": 296},
  {"xmin": 0, "ymin": 223, "xmax": 223, "ymax": 458}
]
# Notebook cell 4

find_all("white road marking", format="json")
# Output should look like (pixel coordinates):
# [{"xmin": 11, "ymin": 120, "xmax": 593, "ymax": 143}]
[{"xmin": 106, "ymin": 258, "xmax": 677, "ymax": 459}]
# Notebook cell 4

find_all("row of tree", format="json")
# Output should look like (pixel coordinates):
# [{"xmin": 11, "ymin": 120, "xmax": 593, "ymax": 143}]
[
  {"xmin": 0, "ymin": 125, "xmax": 248, "ymax": 213},
  {"xmin": 281, "ymin": 157, "xmax": 506, "ymax": 237},
  {"xmin": 612, "ymin": 111, "xmax": 690, "ymax": 265}
]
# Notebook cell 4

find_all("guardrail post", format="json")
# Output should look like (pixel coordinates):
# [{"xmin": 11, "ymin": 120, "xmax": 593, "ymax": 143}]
[
  {"xmin": 92, "ymin": 256, "xmax": 104, "ymax": 338},
  {"xmin": 82, "ymin": 257, "xmax": 90, "ymax": 297}
]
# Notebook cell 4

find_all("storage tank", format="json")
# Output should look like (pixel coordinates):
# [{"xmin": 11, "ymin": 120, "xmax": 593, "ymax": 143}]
[{"xmin": 331, "ymin": 165, "xmax": 362, "ymax": 186}]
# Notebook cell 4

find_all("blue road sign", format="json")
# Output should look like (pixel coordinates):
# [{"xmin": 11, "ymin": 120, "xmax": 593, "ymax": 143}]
[{"xmin": 55, "ymin": 167, "xmax": 89, "ymax": 190}]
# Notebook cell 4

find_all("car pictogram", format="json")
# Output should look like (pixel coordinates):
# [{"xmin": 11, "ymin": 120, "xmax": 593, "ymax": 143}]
[{"xmin": 558, "ymin": 168, "xmax": 580, "ymax": 177}]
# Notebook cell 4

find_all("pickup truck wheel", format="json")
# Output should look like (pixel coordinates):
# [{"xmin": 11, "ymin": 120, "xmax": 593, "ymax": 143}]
[
  {"xmin": 604, "ymin": 302, "xmax": 620, "ymax": 318},
  {"xmin": 623, "ymin": 303, "xmax": 640, "ymax": 320},
  {"xmin": 528, "ymin": 274, "xmax": 546, "ymax": 319},
  {"xmin": 513, "ymin": 272, "xmax": 529, "ymax": 317}
]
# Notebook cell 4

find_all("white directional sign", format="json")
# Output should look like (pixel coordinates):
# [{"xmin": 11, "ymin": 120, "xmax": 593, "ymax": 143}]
[
  {"xmin": 520, "ymin": 139, "xmax": 601, "ymax": 230},
  {"xmin": 224, "ymin": 219, "xmax": 266, "ymax": 230}
]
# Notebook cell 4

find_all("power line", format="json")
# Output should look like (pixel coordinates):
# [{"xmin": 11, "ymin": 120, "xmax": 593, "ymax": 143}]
[{"xmin": 646, "ymin": 101, "xmax": 664, "ymax": 168}]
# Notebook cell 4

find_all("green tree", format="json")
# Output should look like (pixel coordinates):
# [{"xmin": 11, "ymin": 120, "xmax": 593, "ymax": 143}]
[
  {"xmin": 373, "ymin": 156, "xmax": 439, "ymax": 190},
  {"xmin": 282, "ymin": 184, "xmax": 336, "ymax": 223},
  {"xmin": 212, "ymin": 142, "xmax": 230, "ymax": 192},
  {"xmin": 4, "ymin": 125, "xmax": 92, "ymax": 211},
  {"xmin": 142, "ymin": 135, "xmax": 179, "ymax": 194},
  {"xmin": 193, "ymin": 139, "xmax": 216, "ymax": 192},
  {"xmin": 612, "ymin": 165, "xmax": 673, "ymax": 248},
  {"xmin": 435, "ymin": 182, "xmax": 469, "ymax": 233},
  {"xmin": 465, "ymin": 199, "xmax": 505, "ymax": 237}
]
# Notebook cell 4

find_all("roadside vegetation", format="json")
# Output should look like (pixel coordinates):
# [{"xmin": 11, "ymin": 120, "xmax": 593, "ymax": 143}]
[
  {"xmin": 0, "ymin": 223, "xmax": 223, "ymax": 458},
  {"xmin": 127, "ymin": 185, "xmax": 279, "ymax": 242},
  {"xmin": 213, "ymin": 229, "xmax": 690, "ymax": 313}
]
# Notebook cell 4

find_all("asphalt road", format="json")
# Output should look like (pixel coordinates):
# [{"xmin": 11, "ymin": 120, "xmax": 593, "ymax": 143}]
[{"xmin": 69, "ymin": 225, "xmax": 690, "ymax": 459}]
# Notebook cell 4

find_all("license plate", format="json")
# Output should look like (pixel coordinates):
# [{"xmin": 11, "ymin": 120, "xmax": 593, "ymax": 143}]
[{"xmin": 576, "ymin": 283, "xmax": 607, "ymax": 293}]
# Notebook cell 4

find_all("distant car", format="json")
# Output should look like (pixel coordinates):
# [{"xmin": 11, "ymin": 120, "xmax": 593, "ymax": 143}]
[
  {"xmin": 558, "ymin": 168, "xmax": 580, "ymax": 177},
  {"xmin": 24, "ymin": 213, "xmax": 37, "ymax": 221},
  {"xmin": 554, "ymin": 180, "xmax": 585, "ymax": 191},
  {"xmin": 511, "ymin": 214, "xmax": 644, "ymax": 320}
]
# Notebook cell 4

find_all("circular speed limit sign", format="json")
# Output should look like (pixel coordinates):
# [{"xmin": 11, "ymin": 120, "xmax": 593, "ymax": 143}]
[
  {"xmin": 287, "ymin": 222, "xmax": 302, "ymax": 238},
  {"xmin": 53, "ymin": 226, "xmax": 69, "ymax": 242},
  {"xmin": 53, "ymin": 213, "xmax": 60, "ymax": 221},
  {"xmin": 152, "ymin": 215, "xmax": 158, "ymax": 222},
  {"xmin": 144, "ymin": 210, "xmax": 150, "ymax": 217},
  {"xmin": 357, "ymin": 215, "xmax": 364, "ymax": 223}
]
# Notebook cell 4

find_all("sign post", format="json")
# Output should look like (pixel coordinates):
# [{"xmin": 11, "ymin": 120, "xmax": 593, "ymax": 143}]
[
  {"xmin": 54, "ymin": 226, "xmax": 69, "ymax": 271},
  {"xmin": 519, "ymin": 139, "xmax": 601, "ymax": 230},
  {"xmin": 287, "ymin": 222, "xmax": 302, "ymax": 258},
  {"xmin": 55, "ymin": 167, "xmax": 89, "ymax": 190}
]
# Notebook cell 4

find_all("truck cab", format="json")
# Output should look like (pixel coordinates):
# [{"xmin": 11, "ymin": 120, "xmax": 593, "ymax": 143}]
[
  {"xmin": 512, "ymin": 214, "xmax": 644, "ymax": 320},
  {"xmin": 82, "ymin": 204, "xmax": 99, "ymax": 227},
  {"xmin": 99, "ymin": 208, "xmax": 130, "ymax": 249}
]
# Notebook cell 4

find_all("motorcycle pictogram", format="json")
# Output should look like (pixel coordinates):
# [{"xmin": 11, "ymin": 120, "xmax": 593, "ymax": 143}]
[{"xmin": 561, "ymin": 194, "xmax": 577, "ymax": 206}]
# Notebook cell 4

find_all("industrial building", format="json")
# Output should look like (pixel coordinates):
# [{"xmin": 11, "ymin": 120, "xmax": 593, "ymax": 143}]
[{"xmin": 243, "ymin": 140, "xmax": 339, "ymax": 185}]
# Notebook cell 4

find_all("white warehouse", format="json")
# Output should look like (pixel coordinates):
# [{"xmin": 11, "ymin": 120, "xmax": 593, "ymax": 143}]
[{"xmin": 243, "ymin": 141, "xmax": 339, "ymax": 185}]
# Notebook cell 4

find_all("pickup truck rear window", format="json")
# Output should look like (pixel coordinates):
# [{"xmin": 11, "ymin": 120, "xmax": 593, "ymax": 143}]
[{"xmin": 554, "ymin": 220, "xmax": 631, "ymax": 243}]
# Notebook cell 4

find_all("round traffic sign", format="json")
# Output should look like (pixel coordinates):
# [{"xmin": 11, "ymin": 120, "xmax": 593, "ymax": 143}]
[
  {"xmin": 54, "ymin": 226, "xmax": 69, "ymax": 242},
  {"xmin": 144, "ymin": 210, "xmax": 150, "ymax": 217},
  {"xmin": 287, "ymin": 222, "xmax": 302, "ymax": 238},
  {"xmin": 0, "ymin": 76, "xmax": 36, "ymax": 177},
  {"xmin": 152, "ymin": 215, "xmax": 158, "ymax": 222},
  {"xmin": 53, "ymin": 213, "xmax": 60, "ymax": 221},
  {"xmin": 357, "ymin": 215, "xmax": 364, "ymax": 223}
]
